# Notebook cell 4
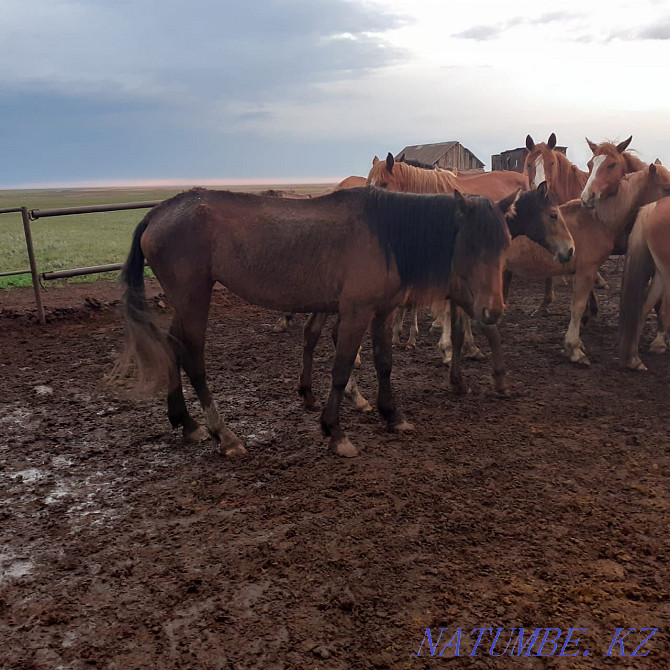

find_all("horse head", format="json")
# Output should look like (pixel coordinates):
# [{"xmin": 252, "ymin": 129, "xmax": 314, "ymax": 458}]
[
  {"xmin": 580, "ymin": 136, "xmax": 633, "ymax": 208},
  {"xmin": 367, "ymin": 152, "xmax": 399, "ymax": 189},
  {"xmin": 523, "ymin": 133, "xmax": 559, "ymax": 190}
]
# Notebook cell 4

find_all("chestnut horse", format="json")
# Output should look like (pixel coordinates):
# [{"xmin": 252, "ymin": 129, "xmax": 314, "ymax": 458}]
[
  {"xmin": 520, "ymin": 133, "xmax": 606, "ymax": 314},
  {"xmin": 506, "ymin": 160, "xmax": 670, "ymax": 365},
  {"xmin": 619, "ymin": 196, "xmax": 670, "ymax": 370},
  {"xmin": 113, "ymin": 187, "xmax": 510, "ymax": 458}
]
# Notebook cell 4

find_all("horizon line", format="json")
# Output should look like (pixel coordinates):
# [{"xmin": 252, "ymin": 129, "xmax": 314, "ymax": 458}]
[{"xmin": 0, "ymin": 176, "xmax": 345, "ymax": 191}]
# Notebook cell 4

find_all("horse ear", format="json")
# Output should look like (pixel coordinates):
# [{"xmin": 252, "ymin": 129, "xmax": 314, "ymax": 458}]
[
  {"xmin": 537, "ymin": 181, "xmax": 548, "ymax": 199},
  {"xmin": 453, "ymin": 189, "xmax": 468, "ymax": 208},
  {"xmin": 525, "ymin": 135, "xmax": 535, "ymax": 152},
  {"xmin": 496, "ymin": 189, "xmax": 520, "ymax": 219},
  {"xmin": 649, "ymin": 163, "xmax": 657, "ymax": 177},
  {"xmin": 372, "ymin": 156, "xmax": 379, "ymax": 166},
  {"xmin": 547, "ymin": 133, "xmax": 557, "ymax": 150},
  {"xmin": 399, "ymin": 153, "xmax": 405, "ymax": 162},
  {"xmin": 617, "ymin": 136, "xmax": 633, "ymax": 153},
  {"xmin": 386, "ymin": 152, "xmax": 394, "ymax": 173},
  {"xmin": 655, "ymin": 158, "xmax": 663, "ymax": 165},
  {"xmin": 586, "ymin": 137, "xmax": 598, "ymax": 154}
]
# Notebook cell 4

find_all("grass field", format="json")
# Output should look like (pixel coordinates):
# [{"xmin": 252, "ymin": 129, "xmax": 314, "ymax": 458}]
[{"xmin": 0, "ymin": 183, "xmax": 334, "ymax": 289}]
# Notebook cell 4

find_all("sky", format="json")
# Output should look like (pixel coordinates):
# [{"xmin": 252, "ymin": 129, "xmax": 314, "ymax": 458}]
[{"xmin": 2, "ymin": 0, "xmax": 670, "ymax": 188}]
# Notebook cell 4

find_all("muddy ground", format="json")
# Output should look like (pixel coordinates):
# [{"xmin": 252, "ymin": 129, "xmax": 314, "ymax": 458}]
[{"xmin": 1, "ymin": 261, "xmax": 668, "ymax": 669}]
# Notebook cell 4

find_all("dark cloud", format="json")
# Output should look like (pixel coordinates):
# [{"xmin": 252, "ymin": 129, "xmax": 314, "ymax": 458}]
[{"xmin": 638, "ymin": 21, "xmax": 670, "ymax": 39}]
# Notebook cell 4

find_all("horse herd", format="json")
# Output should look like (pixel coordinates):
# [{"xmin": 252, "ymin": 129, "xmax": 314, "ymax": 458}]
[{"xmin": 112, "ymin": 133, "xmax": 670, "ymax": 457}]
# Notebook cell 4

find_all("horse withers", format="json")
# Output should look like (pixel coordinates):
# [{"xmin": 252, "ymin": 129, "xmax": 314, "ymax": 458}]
[{"xmin": 113, "ymin": 187, "xmax": 510, "ymax": 458}]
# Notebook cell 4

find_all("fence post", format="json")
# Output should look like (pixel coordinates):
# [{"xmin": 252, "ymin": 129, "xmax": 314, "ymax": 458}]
[{"xmin": 20, "ymin": 207, "xmax": 46, "ymax": 325}]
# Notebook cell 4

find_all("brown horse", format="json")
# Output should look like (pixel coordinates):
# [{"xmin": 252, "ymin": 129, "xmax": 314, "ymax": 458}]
[
  {"xmin": 619, "ymin": 196, "xmax": 670, "ymax": 370},
  {"xmin": 506, "ymin": 161, "xmax": 670, "ymax": 365},
  {"xmin": 113, "ymin": 187, "xmax": 510, "ymax": 458},
  {"xmin": 297, "ymin": 181, "xmax": 574, "ymax": 408},
  {"xmin": 369, "ymin": 153, "xmax": 530, "ymax": 350}
]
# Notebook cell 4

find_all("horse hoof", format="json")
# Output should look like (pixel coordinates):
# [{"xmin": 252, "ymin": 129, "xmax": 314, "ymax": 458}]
[
  {"xmin": 330, "ymin": 438, "xmax": 358, "ymax": 458},
  {"xmin": 649, "ymin": 342, "xmax": 667, "ymax": 355},
  {"xmin": 572, "ymin": 355, "xmax": 590, "ymax": 367},
  {"xmin": 405, "ymin": 342, "xmax": 417, "ymax": 351},
  {"xmin": 465, "ymin": 348, "xmax": 486, "ymax": 361},
  {"xmin": 627, "ymin": 358, "xmax": 648, "ymax": 372},
  {"xmin": 451, "ymin": 383, "xmax": 472, "ymax": 396},
  {"xmin": 391, "ymin": 420, "xmax": 415, "ymax": 433},
  {"xmin": 183, "ymin": 426, "xmax": 210, "ymax": 442},
  {"xmin": 353, "ymin": 398, "xmax": 373, "ymax": 413},
  {"xmin": 224, "ymin": 443, "xmax": 247, "ymax": 457},
  {"xmin": 532, "ymin": 307, "xmax": 550, "ymax": 317}
]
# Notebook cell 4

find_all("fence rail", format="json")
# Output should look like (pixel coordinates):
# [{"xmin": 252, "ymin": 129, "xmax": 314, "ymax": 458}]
[{"xmin": 1, "ymin": 200, "xmax": 161, "ymax": 324}]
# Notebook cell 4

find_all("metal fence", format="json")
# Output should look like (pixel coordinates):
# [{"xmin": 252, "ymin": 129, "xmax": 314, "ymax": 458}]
[{"xmin": 0, "ymin": 200, "xmax": 161, "ymax": 324}]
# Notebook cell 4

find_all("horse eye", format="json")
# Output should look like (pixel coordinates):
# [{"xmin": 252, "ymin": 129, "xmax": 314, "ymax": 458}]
[
  {"xmin": 607, "ymin": 163, "xmax": 616, "ymax": 170},
  {"xmin": 380, "ymin": 182, "xmax": 388, "ymax": 189},
  {"xmin": 550, "ymin": 213, "xmax": 558, "ymax": 220}
]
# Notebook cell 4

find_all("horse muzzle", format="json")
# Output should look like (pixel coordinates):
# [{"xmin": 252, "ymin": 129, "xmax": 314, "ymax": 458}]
[
  {"xmin": 556, "ymin": 246, "xmax": 574, "ymax": 264},
  {"xmin": 580, "ymin": 194, "xmax": 596, "ymax": 209},
  {"xmin": 480, "ymin": 306, "xmax": 502, "ymax": 326}
]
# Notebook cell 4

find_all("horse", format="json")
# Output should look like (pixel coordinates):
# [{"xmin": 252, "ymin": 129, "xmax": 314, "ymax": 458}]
[
  {"xmin": 113, "ymin": 187, "xmax": 510, "ymax": 458},
  {"xmin": 619, "ymin": 196, "xmax": 670, "ymax": 370},
  {"xmin": 505, "ymin": 160, "xmax": 670, "ymax": 365},
  {"xmin": 296, "ymin": 180, "xmax": 574, "ymax": 408},
  {"xmin": 368, "ymin": 153, "xmax": 530, "ymax": 351},
  {"xmin": 369, "ymin": 153, "xmax": 529, "ymax": 199},
  {"xmin": 520, "ymin": 133, "xmax": 609, "ymax": 314}
]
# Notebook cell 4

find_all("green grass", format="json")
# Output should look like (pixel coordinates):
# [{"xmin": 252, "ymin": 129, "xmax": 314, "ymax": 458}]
[{"xmin": 0, "ymin": 183, "xmax": 333, "ymax": 289}]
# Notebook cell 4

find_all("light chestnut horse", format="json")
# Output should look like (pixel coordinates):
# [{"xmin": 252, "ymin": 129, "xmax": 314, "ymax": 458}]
[
  {"xmin": 506, "ymin": 161, "xmax": 670, "ymax": 365},
  {"xmin": 619, "ymin": 196, "xmax": 670, "ymax": 370},
  {"xmin": 114, "ymin": 187, "xmax": 510, "ymax": 458}
]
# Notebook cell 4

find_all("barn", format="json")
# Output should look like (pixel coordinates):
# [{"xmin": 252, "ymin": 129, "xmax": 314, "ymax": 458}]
[
  {"xmin": 395, "ymin": 141, "xmax": 485, "ymax": 173},
  {"xmin": 491, "ymin": 145, "xmax": 567, "ymax": 172}
]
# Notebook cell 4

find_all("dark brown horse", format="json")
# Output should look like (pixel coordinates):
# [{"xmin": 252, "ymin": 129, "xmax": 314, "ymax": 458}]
[{"xmin": 114, "ymin": 187, "xmax": 510, "ymax": 458}]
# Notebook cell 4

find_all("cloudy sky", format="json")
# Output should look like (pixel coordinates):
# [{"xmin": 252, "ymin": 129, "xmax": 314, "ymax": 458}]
[{"xmin": 2, "ymin": 0, "xmax": 670, "ymax": 187}]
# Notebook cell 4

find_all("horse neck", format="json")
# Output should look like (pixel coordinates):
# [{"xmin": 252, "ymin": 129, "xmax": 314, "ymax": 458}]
[
  {"xmin": 397, "ymin": 163, "xmax": 457, "ymax": 194},
  {"xmin": 622, "ymin": 151, "xmax": 647, "ymax": 173},
  {"xmin": 594, "ymin": 169, "xmax": 650, "ymax": 233},
  {"xmin": 554, "ymin": 152, "xmax": 588, "ymax": 202}
]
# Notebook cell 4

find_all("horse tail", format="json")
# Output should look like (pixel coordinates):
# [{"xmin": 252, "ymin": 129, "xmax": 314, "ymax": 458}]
[
  {"xmin": 618, "ymin": 206, "xmax": 655, "ymax": 363},
  {"xmin": 109, "ymin": 215, "xmax": 174, "ymax": 393}
]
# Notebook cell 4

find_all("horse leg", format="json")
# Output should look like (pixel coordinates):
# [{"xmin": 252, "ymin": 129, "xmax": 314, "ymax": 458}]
[
  {"xmin": 273, "ymin": 312, "xmax": 293, "ymax": 333},
  {"xmin": 462, "ymin": 316, "xmax": 486, "ymax": 360},
  {"xmin": 406, "ymin": 305, "xmax": 419, "ymax": 349},
  {"xmin": 480, "ymin": 324, "xmax": 507, "ymax": 395},
  {"xmin": 167, "ymin": 317, "xmax": 207, "ymax": 443},
  {"xmin": 502, "ymin": 270, "xmax": 513, "ymax": 303},
  {"xmin": 437, "ymin": 302, "xmax": 453, "ymax": 364},
  {"xmin": 564, "ymin": 267, "xmax": 598, "ymax": 366},
  {"xmin": 391, "ymin": 306, "xmax": 406, "ymax": 347},
  {"xmin": 582, "ymin": 290, "xmax": 598, "ymax": 326},
  {"xmin": 371, "ymin": 310, "xmax": 413, "ymax": 432},
  {"xmin": 298, "ymin": 312, "xmax": 328, "ymax": 410},
  {"xmin": 449, "ymin": 304, "xmax": 470, "ymax": 395},
  {"xmin": 172, "ymin": 288, "xmax": 245, "ymax": 455},
  {"xmin": 623, "ymin": 277, "xmax": 662, "ymax": 370},
  {"xmin": 330, "ymin": 315, "xmax": 372, "ymax": 412},
  {"xmin": 649, "ymin": 297, "xmax": 667, "ymax": 354},
  {"xmin": 594, "ymin": 272, "xmax": 609, "ymax": 290},
  {"xmin": 321, "ymin": 312, "xmax": 371, "ymax": 457},
  {"xmin": 533, "ymin": 278, "xmax": 555, "ymax": 317}
]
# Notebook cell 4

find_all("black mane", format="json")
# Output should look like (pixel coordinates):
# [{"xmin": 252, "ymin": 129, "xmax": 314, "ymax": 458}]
[
  {"xmin": 398, "ymin": 156, "xmax": 438, "ymax": 170},
  {"xmin": 363, "ymin": 189, "xmax": 508, "ymax": 289}
]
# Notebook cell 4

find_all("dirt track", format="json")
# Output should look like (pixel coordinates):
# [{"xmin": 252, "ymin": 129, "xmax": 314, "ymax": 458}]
[{"xmin": 1, "ymin": 263, "xmax": 669, "ymax": 668}]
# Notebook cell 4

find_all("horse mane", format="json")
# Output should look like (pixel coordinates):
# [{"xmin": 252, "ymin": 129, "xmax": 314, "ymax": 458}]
[
  {"xmin": 391, "ymin": 161, "xmax": 459, "ymax": 193},
  {"xmin": 554, "ymin": 150, "xmax": 589, "ymax": 192},
  {"xmin": 363, "ymin": 188, "xmax": 508, "ymax": 289},
  {"xmin": 398, "ymin": 156, "xmax": 438, "ymax": 170}
]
